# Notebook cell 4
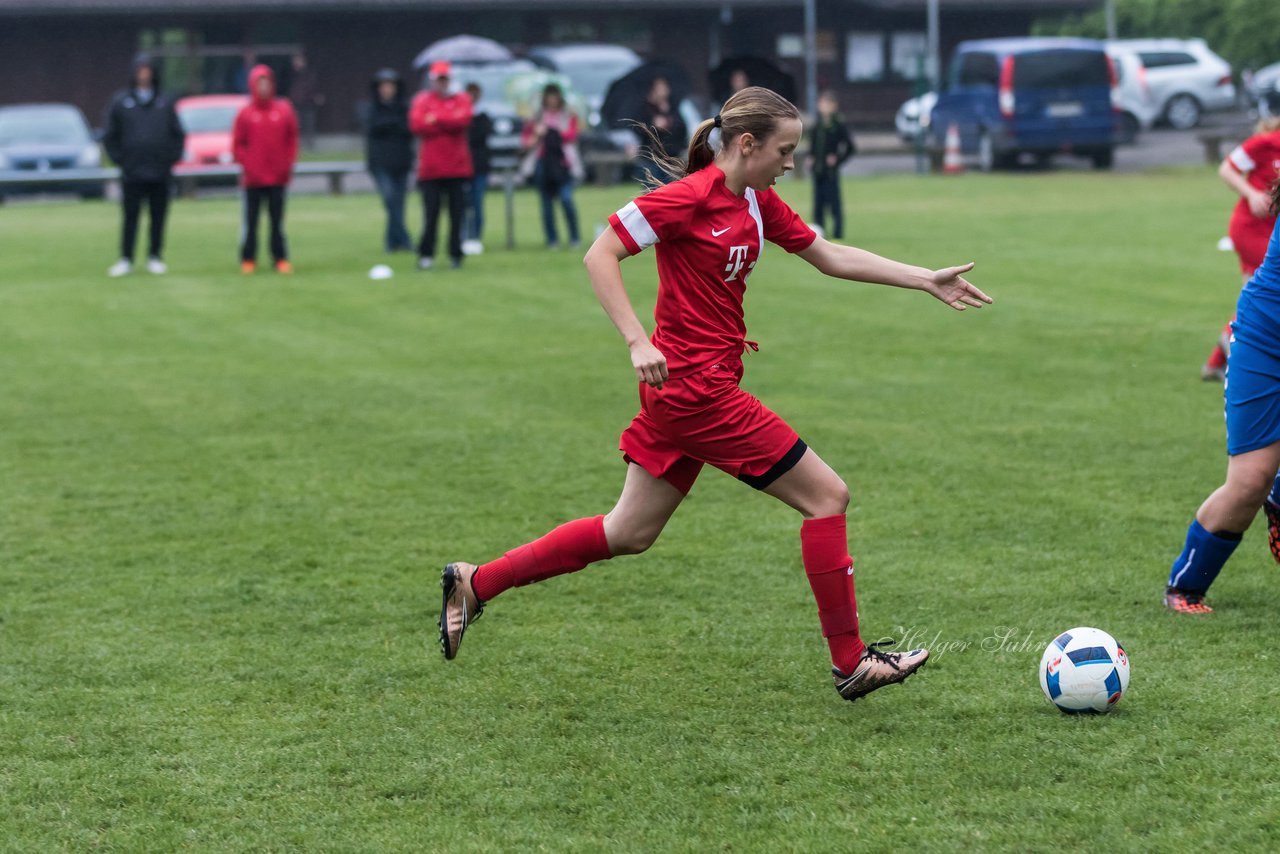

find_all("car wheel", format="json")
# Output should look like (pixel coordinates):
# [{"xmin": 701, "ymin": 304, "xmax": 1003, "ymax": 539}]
[
  {"xmin": 1117, "ymin": 112, "xmax": 1140, "ymax": 145},
  {"xmin": 978, "ymin": 131, "xmax": 996, "ymax": 172},
  {"xmin": 1164, "ymin": 93, "xmax": 1201, "ymax": 130},
  {"xmin": 1090, "ymin": 147, "xmax": 1115, "ymax": 170}
]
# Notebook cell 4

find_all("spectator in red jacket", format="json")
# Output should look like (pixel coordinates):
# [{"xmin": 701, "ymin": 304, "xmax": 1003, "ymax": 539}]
[
  {"xmin": 233, "ymin": 64, "xmax": 299, "ymax": 274},
  {"xmin": 410, "ymin": 61, "xmax": 473, "ymax": 270}
]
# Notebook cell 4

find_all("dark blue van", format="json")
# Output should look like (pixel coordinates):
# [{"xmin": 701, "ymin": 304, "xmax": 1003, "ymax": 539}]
[{"xmin": 930, "ymin": 37, "xmax": 1117, "ymax": 170}]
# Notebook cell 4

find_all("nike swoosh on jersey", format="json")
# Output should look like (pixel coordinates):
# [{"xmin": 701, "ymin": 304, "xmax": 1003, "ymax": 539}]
[{"xmin": 711, "ymin": 226, "xmax": 731, "ymax": 237}]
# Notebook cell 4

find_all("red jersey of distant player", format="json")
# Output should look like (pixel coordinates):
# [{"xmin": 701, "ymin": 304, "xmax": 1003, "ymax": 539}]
[
  {"xmin": 608, "ymin": 163, "xmax": 816, "ymax": 378},
  {"xmin": 1226, "ymin": 130, "xmax": 1280, "ymax": 273},
  {"xmin": 232, "ymin": 65, "xmax": 298, "ymax": 188}
]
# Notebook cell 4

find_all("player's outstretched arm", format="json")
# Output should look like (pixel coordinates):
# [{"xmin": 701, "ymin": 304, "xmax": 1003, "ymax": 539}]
[
  {"xmin": 797, "ymin": 237, "xmax": 992, "ymax": 311},
  {"xmin": 583, "ymin": 230, "xmax": 669, "ymax": 388}
]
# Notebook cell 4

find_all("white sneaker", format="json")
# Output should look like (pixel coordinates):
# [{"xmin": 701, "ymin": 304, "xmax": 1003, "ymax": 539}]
[
  {"xmin": 461, "ymin": 239, "xmax": 484, "ymax": 256},
  {"xmin": 417, "ymin": 256, "xmax": 435, "ymax": 271},
  {"xmin": 146, "ymin": 257, "xmax": 167, "ymax": 275},
  {"xmin": 107, "ymin": 259, "xmax": 132, "ymax": 277}
]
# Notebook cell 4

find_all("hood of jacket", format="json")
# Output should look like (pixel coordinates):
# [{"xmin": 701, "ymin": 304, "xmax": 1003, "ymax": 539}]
[
  {"xmin": 370, "ymin": 68, "xmax": 405, "ymax": 102},
  {"xmin": 132, "ymin": 53, "xmax": 161, "ymax": 94},
  {"xmin": 249, "ymin": 64, "xmax": 276, "ymax": 106}
]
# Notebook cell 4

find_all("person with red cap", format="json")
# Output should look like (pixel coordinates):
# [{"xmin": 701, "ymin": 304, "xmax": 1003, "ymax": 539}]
[
  {"xmin": 410, "ymin": 60, "xmax": 473, "ymax": 270},
  {"xmin": 232, "ymin": 64, "xmax": 299, "ymax": 274}
]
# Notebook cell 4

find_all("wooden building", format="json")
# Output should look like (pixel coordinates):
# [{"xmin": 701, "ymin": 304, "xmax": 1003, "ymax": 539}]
[{"xmin": 0, "ymin": 0, "xmax": 1102, "ymax": 129}]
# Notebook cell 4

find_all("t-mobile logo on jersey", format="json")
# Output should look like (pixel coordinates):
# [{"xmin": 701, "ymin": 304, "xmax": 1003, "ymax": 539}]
[{"xmin": 724, "ymin": 245, "xmax": 754, "ymax": 282}]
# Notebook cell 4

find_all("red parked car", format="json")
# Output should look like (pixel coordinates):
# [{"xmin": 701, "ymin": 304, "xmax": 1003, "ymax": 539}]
[{"xmin": 174, "ymin": 94, "xmax": 249, "ymax": 171}]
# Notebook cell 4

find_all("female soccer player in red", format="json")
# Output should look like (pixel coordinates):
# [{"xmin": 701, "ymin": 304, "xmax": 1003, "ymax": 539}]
[
  {"xmin": 440, "ymin": 87, "xmax": 991, "ymax": 702},
  {"xmin": 1201, "ymin": 107, "xmax": 1280, "ymax": 382}
]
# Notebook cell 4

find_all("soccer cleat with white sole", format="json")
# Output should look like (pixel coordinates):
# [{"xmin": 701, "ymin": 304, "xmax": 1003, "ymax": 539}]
[
  {"xmin": 146, "ymin": 257, "xmax": 167, "ymax": 275},
  {"xmin": 439, "ymin": 562, "xmax": 484, "ymax": 660},
  {"xmin": 833, "ymin": 641, "xmax": 929, "ymax": 702},
  {"xmin": 107, "ymin": 258, "xmax": 132, "ymax": 277}
]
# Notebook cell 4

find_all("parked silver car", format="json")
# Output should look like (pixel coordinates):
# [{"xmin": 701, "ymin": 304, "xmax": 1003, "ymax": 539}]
[
  {"xmin": 1106, "ymin": 38, "xmax": 1235, "ymax": 129},
  {"xmin": 528, "ymin": 43, "xmax": 642, "ymax": 128},
  {"xmin": 0, "ymin": 102, "xmax": 103, "ymax": 199},
  {"xmin": 1105, "ymin": 49, "xmax": 1158, "ymax": 143}
]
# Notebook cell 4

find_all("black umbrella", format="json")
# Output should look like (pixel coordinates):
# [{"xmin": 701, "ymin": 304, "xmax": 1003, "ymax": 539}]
[
  {"xmin": 413, "ymin": 35, "xmax": 512, "ymax": 69},
  {"xmin": 708, "ymin": 56, "xmax": 798, "ymax": 106},
  {"xmin": 600, "ymin": 60, "xmax": 694, "ymax": 130}
]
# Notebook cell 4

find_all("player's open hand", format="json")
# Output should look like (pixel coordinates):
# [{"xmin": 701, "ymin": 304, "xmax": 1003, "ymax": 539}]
[
  {"xmin": 926, "ymin": 263, "xmax": 992, "ymax": 311},
  {"xmin": 630, "ymin": 340, "xmax": 668, "ymax": 389}
]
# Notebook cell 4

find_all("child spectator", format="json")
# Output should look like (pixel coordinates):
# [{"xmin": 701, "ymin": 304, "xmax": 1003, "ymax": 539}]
[
  {"xmin": 232, "ymin": 65, "xmax": 299, "ymax": 274},
  {"xmin": 464, "ymin": 82, "xmax": 493, "ymax": 254},
  {"xmin": 807, "ymin": 91, "xmax": 855, "ymax": 240}
]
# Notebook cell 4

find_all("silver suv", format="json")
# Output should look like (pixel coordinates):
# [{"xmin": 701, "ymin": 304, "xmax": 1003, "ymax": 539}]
[{"xmin": 1106, "ymin": 38, "xmax": 1235, "ymax": 129}]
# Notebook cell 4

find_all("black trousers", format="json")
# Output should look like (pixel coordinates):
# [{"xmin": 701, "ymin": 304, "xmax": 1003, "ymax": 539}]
[
  {"xmin": 240, "ymin": 186, "xmax": 288, "ymax": 263},
  {"xmin": 418, "ymin": 178, "xmax": 467, "ymax": 262},
  {"xmin": 812, "ymin": 172, "xmax": 844, "ymax": 240},
  {"xmin": 121, "ymin": 180, "xmax": 171, "ymax": 261}
]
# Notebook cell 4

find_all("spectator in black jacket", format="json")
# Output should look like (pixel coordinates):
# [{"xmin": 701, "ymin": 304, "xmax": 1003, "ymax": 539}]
[
  {"xmin": 807, "ymin": 91, "xmax": 855, "ymax": 240},
  {"xmin": 362, "ymin": 68, "xmax": 414, "ymax": 253},
  {"xmin": 637, "ymin": 76, "xmax": 687, "ymax": 187},
  {"xmin": 464, "ymin": 82, "xmax": 493, "ymax": 253},
  {"xmin": 102, "ymin": 54, "xmax": 186, "ymax": 277}
]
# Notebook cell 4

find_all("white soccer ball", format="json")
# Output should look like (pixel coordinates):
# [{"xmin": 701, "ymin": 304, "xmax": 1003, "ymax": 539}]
[
  {"xmin": 1039, "ymin": 627, "xmax": 1129, "ymax": 714},
  {"xmin": 368, "ymin": 264, "xmax": 393, "ymax": 280}
]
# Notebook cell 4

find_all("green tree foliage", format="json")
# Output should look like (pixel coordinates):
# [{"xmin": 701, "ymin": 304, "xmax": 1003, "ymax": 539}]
[{"xmin": 1035, "ymin": 0, "xmax": 1280, "ymax": 70}]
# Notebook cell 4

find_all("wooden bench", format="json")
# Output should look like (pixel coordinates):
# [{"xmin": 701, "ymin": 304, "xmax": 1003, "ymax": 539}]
[{"xmin": 1197, "ymin": 125, "xmax": 1253, "ymax": 164}]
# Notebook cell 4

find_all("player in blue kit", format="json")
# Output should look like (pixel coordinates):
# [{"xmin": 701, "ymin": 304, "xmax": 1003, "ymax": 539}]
[{"xmin": 1167, "ymin": 178, "xmax": 1280, "ymax": 614}]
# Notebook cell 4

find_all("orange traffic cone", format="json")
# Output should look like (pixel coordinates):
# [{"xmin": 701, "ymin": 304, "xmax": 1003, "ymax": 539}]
[{"xmin": 943, "ymin": 123, "xmax": 964, "ymax": 175}]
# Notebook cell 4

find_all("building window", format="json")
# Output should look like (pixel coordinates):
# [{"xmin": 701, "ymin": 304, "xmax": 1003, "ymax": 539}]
[
  {"xmin": 891, "ymin": 31, "xmax": 928, "ymax": 81},
  {"xmin": 777, "ymin": 34, "xmax": 804, "ymax": 59},
  {"xmin": 846, "ymin": 32, "xmax": 885, "ymax": 82}
]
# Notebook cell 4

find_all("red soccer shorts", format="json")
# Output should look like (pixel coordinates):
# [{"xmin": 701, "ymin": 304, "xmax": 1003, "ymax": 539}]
[
  {"xmin": 619, "ymin": 359, "xmax": 806, "ymax": 495},
  {"xmin": 1229, "ymin": 212, "xmax": 1274, "ymax": 274}
]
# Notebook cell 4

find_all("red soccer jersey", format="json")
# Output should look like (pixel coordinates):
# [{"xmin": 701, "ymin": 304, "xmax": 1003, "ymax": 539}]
[
  {"xmin": 1228, "ymin": 130, "xmax": 1280, "ymax": 194},
  {"xmin": 608, "ymin": 164, "xmax": 816, "ymax": 378},
  {"xmin": 1227, "ymin": 131, "xmax": 1280, "ymax": 271}
]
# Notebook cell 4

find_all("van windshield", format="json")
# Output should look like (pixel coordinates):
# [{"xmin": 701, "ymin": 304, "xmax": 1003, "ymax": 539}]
[{"xmin": 1014, "ymin": 50, "xmax": 1110, "ymax": 88}]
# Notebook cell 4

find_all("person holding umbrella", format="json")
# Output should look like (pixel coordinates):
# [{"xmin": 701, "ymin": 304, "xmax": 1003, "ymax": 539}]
[{"xmin": 636, "ymin": 77, "xmax": 687, "ymax": 186}]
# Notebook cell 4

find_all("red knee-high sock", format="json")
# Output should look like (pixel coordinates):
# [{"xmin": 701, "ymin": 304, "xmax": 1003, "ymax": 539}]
[
  {"xmin": 1207, "ymin": 318, "xmax": 1234, "ymax": 370},
  {"xmin": 472, "ymin": 515, "xmax": 613, "ymax": 601},
  {"xmin": 801, "ymin": 514, "xmax": 865, "ymax": 674}
]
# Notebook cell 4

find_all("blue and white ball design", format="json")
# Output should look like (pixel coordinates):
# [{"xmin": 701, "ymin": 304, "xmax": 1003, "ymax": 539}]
[{"xmin": 1039, "ymin": 627, "xmax": 1129, "ymax": 714}]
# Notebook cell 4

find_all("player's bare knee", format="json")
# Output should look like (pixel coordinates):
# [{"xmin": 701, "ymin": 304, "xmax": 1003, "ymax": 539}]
[
  {"xmin": 809, "ymin": 479, "xmax": 849, "ymax": 517},
  {"xmin": 1231, "ymin": 465, "xmax": 1274, "ymax": 506},
  {"xmin": 609, "ymin": 526, "xmax": 660, "ymax": 556}
]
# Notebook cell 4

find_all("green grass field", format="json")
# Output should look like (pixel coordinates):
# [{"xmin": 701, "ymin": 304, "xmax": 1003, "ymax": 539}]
[{"xmin": 4, "ymin": 171, "xmax": 1279, "ymax": 851}]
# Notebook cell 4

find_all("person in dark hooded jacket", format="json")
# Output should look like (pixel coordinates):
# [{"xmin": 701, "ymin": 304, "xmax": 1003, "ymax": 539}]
[
  {"xmin": 361, "ymin": 68, "xmax": 414, "ymax": 253},
  {"xmin": 102, "ymin": 54, "xmax": 186, "ymax": 277},
  {"xmin": 232, "ymin": 64, "xmax": 299, "ymax": 274}
]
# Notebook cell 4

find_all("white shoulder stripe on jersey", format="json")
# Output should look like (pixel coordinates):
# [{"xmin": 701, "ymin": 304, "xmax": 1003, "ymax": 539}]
[
  {"xmin": 616, "ymin": 201, "xmax": 659, "ymax": 249},
  {"xmin": 744, "ymin": 188, "xmax": 765, "ymax": 253},
  {"xmin": 1229, "ymin": 145, "xmax": 1256, "ymax": 173}
]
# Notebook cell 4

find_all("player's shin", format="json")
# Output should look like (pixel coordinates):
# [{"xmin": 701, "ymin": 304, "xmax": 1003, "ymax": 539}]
[
  {"xmin": 801, "ymin": 514, "xmax": 865, "ymax": 673},
  {"xmin": 1168, "ymin": 519, "xmax": 1241, "ymax": 594},
  {"xmin": 472, "ymin": 515, "xmax": 613, "ymax": 601}
]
